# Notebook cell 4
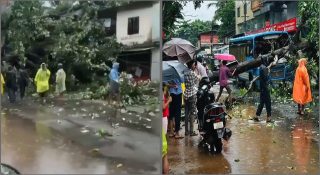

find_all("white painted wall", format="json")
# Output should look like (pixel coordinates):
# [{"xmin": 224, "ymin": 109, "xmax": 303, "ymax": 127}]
[
  {"xmin": 151, "ymin": 47, "xmax": 160, "ymax": 81},
  {"xmin": 116, "ymin": 6, "xmax": 152, "ymax": 46},
  {"xmin": 152, "ymin": 2, "xmax": 160, "ymax": 43}
]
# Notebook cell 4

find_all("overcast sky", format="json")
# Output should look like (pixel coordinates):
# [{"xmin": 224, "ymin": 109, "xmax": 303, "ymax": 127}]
[{"xmin": 182, "ymin": 1, "xmax": 217, "ymax": 22}]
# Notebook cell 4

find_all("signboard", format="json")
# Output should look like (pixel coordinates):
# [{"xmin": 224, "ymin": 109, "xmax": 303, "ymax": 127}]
[
  {"xmin": 200, "ymin": 34, "xmax": 219, "ymax": 44},
  {"xmin": 246, "ymin": 17, "xmax": 297, "ymax": 35},
  {"xmin": 251, "ymin": 0, "xmax": 261, "ymax": 12}
]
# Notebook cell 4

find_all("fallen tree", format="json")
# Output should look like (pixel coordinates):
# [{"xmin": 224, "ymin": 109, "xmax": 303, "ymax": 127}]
[{"xmin": 209, "ymin": 40, "xmax": 309, "ymax": 82}]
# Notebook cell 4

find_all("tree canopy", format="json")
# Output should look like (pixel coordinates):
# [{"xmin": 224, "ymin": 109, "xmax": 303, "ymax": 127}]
[
  {"xmin": 208, "ymin": 0, "xmax": 235, "ymax": 37},
  {"xmin": 174, "ymin": 19, "xmax": 211, "ymax": 46},
  {"xmin": 2, "ymin": 0, "xmax": 123, "ymax": 84},
  {"xmin": 162, "ymin": 0, "xmax": 203, "ymax": 41},
  {"xmin": 298, "ymin": 1, "xmax": 319, "ymax": 58}
]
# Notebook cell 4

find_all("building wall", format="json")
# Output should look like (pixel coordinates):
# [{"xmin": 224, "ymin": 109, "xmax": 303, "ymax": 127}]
[
  {"xmin": 239, "ymin": 1, "xmax": 298, "ymax": 34},
  {"xmin": 116, "ymin": 2, "xmax": 160, "ymax": 81},
  {"xmin": 287, "ymin": 1, "xmax": 298, "ymax": 20},
  {"xmin": 116, "ymin": 6, "xmax": 153, "ymax": 46},
  {"xmin": 235, "ymin": 0, "xmax": 254, "ymax": 34},
  {"xmin": 151, "ymin": 2, "xmax": 160, "ymax": 43},
  {"xmin": 151, "ymin": 2, "xmax": 160, "ymax": 81},
  {"xmin": 151, "ymin": 47, "xmax": 160, "ymax": 81}
]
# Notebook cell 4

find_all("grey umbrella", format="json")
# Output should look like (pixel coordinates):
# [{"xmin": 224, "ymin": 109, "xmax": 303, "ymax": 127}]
[
  {"xmin": 163, "ymin": 38, "xmax": 196, "ymax": 64},
  {"xmin": 162, "ymin": 60, "xmax": 189, "ymax": 82}
]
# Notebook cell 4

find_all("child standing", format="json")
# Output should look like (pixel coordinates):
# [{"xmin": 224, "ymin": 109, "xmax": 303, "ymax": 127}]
[{"xmin": 163, "ymin": 84, "xmax": 172, "ymax": 135}]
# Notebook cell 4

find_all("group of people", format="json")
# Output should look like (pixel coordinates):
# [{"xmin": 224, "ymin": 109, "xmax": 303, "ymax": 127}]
[
  {"xmin": 162, "ymin": 57, "xmax": 313, "ymax": 174},
  {"xmin": 162, "ymin": 59, "xmax": 232, "ymax": 139},
  {"xmin": 0, "ymin": 63, "xmax": 66, "ymax": 103}
]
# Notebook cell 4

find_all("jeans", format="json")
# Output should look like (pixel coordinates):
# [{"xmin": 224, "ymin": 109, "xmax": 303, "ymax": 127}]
[{"xmin": 185, "ymin": 95, "xmax": 197, "ymax": 134}]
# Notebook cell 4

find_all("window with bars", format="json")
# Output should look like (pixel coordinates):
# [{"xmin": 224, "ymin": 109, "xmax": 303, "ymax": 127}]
[{"xmin": 128, "ymin": 17, "xmax": 139, "ymax": 35}]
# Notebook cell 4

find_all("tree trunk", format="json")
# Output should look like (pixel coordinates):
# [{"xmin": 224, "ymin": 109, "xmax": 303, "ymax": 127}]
[{"xmin": 209, "ymin": 41, "xmax": 309, "ymax": 81}]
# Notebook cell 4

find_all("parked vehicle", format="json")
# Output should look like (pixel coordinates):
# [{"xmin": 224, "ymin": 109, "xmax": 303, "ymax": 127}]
[
  {"xmin": 229, "ymin": 31, "xmax": 293, "ymax": 89},
  {"xmin": 197, "ymin": 78, "xmax": 232, "ymax": 154}
]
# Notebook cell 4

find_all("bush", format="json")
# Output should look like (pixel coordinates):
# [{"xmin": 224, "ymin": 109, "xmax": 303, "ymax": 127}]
[{"xmin": 119, "ymin": 72, "xmax": 159, "ymax": 106}]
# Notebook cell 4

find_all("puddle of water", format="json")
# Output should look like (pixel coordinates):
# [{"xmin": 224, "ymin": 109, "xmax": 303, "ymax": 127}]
[{"xmin": 1, "ymin": 113, "xmax": 160, "ymax": 174}]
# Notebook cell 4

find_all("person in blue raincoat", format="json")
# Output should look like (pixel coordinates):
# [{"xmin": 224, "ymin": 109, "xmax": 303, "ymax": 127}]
[{"xmin": 109, "ymin": 62, "xmax": 120, "ymax": 102}]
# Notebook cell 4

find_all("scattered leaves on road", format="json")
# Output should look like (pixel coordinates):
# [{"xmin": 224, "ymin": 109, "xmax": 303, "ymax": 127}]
[{"xmin": 117, "ymin": 163, "xmax": 123, "ymax": 168}]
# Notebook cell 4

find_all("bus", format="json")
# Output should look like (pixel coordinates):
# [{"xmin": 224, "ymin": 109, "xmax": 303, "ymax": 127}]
[{"xmin": 229, "ymin": 31, "xmax": 294, "ymax": 88}]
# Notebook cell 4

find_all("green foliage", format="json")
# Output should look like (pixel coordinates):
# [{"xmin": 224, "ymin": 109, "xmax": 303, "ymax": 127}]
[
  {"xmin": 162, "ymin": 1, "xmax": 203, "ymax": 41},
  {"xmin": 297, "ymin": 1, "xmax": 319, "ymax": 86},
  {"xmin": 298, "ymin": 1, "xmax": 319, "ymax": 50},
  {"xmin": 162, "ymin": 1, "xmax": 186, "ymax": 41},
  {"xmin": 270, "ymin": 82, "xmax": 292, "ymax": 99},
  {"xmin": 119, "ymin": 72, "xmax": 158, "ymax": 106},
  {"xmin": 3, "ymin": 0, "xmax": 122, "ymax": 85},
  {"xmin": 238, "ymin": 88, "xmax": 248, "ymax": 97},
  {"xmin": 174, "ymin": 19, "xmax": 211, "ymax": 46},
  {"xmin": 5, "ymin": 0, "xmax": 46, "ymax": 64},
  {"xmin": 208, "ymin": 0, "xmax": 235, "ymax": 37}
]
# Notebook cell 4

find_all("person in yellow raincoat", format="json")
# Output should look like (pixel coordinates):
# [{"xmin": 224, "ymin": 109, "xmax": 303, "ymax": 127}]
[
  {"xmin": 292, "ymin": 58, "xmax": 312, "ymax": 115},
  {"xmin": 162, "ymin": 129, "xmax": 169, "ymax": 174},
  {"xmin": 1, "ymin": 73, "xmax": 4, "ymax": 95},
  {"xmin": 55, "ymin": 63, "xmax": 66, "ymax": 97},
  {"xmin": 34, "ymin": 63, "xmax": 51, "ymax": 100}
]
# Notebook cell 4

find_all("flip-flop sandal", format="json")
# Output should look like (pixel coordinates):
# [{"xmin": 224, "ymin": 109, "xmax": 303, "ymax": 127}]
[
  {"xmin": 266, "ymin": 119, "xmax": 273, "ymax": 123},
  {"xmin": 249, "ymin": 117, "xmax": 260, "ymax": 122}
]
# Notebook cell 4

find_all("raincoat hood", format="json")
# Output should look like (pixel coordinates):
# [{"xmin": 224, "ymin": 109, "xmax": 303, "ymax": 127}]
[
  {"xmin": 298, "ymin": 58, "xmax": 307, "ymax": 67},
  {"xmin": 112, "ymin": 62, "xmax": 119, "ymax": 70}
]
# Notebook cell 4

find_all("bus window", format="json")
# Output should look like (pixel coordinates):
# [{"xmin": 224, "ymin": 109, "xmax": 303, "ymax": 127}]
[{"xmin": 229, "ymin": 42, "xmax": 251, "ymax": 62}]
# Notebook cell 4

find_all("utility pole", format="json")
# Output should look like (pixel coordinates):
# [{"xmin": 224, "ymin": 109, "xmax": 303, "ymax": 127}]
[{"xmin": 211, "ymin": 20, "xmax": 214, "ymax": 56}]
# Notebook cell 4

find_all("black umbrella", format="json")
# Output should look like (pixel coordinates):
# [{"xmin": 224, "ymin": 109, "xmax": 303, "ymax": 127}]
[{"xmin": 162, "ymin": 60, "xmax": 189, "ymax": 82}]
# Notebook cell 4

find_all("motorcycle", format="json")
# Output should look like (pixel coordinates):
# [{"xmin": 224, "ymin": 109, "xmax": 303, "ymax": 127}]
[{"xmin": 197, "ymin": 78, "xmax": 232, "ymax": 154}]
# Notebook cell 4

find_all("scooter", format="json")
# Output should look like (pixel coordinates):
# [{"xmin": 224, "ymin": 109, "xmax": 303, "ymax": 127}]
[{"xmin": 197, "ymin": 78, "xmax": 232, "ymax": 154}]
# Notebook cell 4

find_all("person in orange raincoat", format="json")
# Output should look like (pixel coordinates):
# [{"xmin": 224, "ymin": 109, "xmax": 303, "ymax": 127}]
[{"xmin": 292, "ymin": 58, "xmax": 312, "ymax": 115}]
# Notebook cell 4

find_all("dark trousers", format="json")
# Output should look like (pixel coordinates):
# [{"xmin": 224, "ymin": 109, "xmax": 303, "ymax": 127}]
[
  {"xmin": 169, "ymin": 93, "xmax": 182, "ymax": 133},
  {"xmin": 216, "ymin": 85, "xmax": 232, "ymax": 102},
  {"xmin": 7, "ymin": 88, "xmax": 16, "ymax": 103},
  {"xmin": 256, "ymin": 90, "xmax": 271, "ymax": 117},
  {"xmin": 20, "ymin": 85, "xmax": 26, "ymax": 99}
]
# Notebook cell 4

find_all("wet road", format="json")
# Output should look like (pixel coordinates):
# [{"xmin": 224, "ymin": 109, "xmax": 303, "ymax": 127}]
[
  {"xmin": 168, "ymin": 103, "xmax": 319, "ymax": 174},
  {"xmin": 1, "ymin": 98, "xmax": 161, "ymax": 174}
]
